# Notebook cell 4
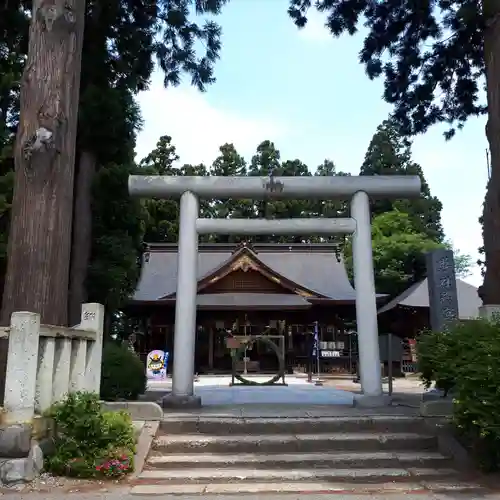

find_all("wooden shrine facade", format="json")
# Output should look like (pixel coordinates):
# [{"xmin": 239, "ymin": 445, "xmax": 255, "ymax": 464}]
[{"xmin": 126, "ymin": 242, "xmax": 365, "ymax": 374}]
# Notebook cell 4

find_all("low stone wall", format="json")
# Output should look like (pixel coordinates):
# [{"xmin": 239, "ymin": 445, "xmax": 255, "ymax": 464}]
[{"xmin": 0, "ymin": 303, "xmax": 104, "ymax": 485}]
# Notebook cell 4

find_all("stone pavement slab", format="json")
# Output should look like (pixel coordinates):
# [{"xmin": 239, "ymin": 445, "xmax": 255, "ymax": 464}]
[
  {"xmin": 4, "ymin": 490, "xmax": 500, "ymax": 499},
  {"xmin": 160, "ymin": 403, "xmax": 419, "ymax": 418}
]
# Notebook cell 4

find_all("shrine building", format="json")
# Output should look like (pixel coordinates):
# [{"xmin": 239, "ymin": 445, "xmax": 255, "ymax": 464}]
[{"xmin": 126, "ymin": 242, "xmax": 370, "ymax": 374}]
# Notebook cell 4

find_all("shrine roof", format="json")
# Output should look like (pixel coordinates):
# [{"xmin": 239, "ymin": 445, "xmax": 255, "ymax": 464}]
[
  {"xmin": 377, "ymin": 278, "xmax": 482, "ymax": 319},
  {"xmin": 196, "ymin": 293, "xmax": 311, "ymax": 310},
  {"xmin": 132, "ymin": 242, "xmax": 357, "ymax": 303}
]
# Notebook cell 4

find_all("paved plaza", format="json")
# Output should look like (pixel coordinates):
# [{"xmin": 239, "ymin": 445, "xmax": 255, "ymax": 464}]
[
  {"xmin": 146, "ymin": 374, "xmax": 427, "ymax": 406},
  {"xmin": 148, "ymin": 374, "xmax": 356, "ymax": 405}
]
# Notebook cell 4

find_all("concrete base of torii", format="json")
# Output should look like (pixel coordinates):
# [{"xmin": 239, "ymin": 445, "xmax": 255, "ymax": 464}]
[{"xmin": 160, "ymin": 393, "xmax": 202, "ymax": 409}]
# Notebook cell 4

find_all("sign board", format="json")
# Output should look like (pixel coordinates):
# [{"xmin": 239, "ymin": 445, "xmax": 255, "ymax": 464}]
[
  {"xmin": 426, "ymin": 249, "xmax": 459, "ymax": 331},
  {"xmin": 378, "ymin": 334, "xmax": 403, "ymax": 362},
  {"xmin": 320, "ymin": 350, "xmax": 341, "ymax": 358},
  {"xmin": 146, "ymin": 350, "xmax": 168, "ymax": 379},
  {"xmin": 226, "ymin": 337, "xmax": 241, "ymax": 349}
]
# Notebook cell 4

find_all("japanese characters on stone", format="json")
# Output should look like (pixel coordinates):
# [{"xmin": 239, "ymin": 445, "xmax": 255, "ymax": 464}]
[{"xmin": 426, "ymin": 250, "xmax": 459, "ymax": 331}]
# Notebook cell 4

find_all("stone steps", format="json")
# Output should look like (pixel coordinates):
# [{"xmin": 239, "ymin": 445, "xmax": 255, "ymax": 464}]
[
  {"xmin": 138, "ymin": 466, "xmax": 460, "ymax": 484},
  {"xmin": 159, "ymin": 415, "xmax": 428, "ymax": 434},
  {"xmin": 152, "ymin": 432, "xmax": 438, "ymax": 454},
  {"xmin": 129, "ymin": 481, "xmax": 489, "ymax": 496},
  {"xmin": 131, "ymin": 414, "xmax": 482, "ymax": 496},
  {"xmin": 146, "ymin": 450, "xmax": 452, "ymax": 469}
]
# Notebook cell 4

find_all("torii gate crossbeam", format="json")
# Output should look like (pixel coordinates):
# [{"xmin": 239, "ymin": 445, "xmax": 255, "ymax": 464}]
[{"xmin": 129, "ymin": 175, "xmax": 421, "ymax": 408}]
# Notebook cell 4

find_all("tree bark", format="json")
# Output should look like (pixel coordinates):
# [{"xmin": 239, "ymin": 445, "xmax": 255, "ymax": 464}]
[
  {"xmin": 68, "ymin": 150, "xmax": 95, "ymax": 326},
  {"xmin": 1, "ymin": 0, "xmax": 86, "ymax": 325},
  {"xmin": 480, "ymin": 1, "xmax": 500, "ymax": 305}
]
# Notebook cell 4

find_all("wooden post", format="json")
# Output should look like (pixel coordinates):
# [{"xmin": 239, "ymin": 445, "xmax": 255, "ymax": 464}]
[{"xmin": 208, "ymin": 327, "xmax": 214, "ymax": 371}]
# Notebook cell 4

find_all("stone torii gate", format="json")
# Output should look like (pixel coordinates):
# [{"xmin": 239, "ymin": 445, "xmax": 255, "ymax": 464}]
[{"xmin": 129, "ymin": 175, "xmax": 421, "ymax": 407}]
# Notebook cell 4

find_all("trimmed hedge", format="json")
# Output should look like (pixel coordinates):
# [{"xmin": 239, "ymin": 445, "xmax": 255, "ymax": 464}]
[
  {"xmin": 417, "ymin": 318, "xmax": 500, "ymax": 471},
  {"xmin": 100, "ymin": 342, "xmax": 146, "ymax": 401}
]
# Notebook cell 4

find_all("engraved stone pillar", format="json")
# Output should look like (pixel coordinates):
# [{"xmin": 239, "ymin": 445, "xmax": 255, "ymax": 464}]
[
  {"xmin": 76, "ymin": 303, "xmax": 105, "ymax": 395},
  {"xmin": 4, "ymin": 312, "xmax": 40, "ymax": 424},
  {"xmin": 426, "ymin": 249, "xmax": 459, "ymax": 331}
]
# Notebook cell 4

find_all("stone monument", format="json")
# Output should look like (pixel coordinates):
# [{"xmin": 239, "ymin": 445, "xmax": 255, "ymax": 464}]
[{"xmin": 426, "ymin": 249, "xmax": 459, "ymax": 331}]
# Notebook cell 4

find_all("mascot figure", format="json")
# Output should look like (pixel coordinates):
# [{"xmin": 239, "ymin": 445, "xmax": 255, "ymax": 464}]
[{"xmin": 146, "ymin": 350, "xmax": 168, "ymax": 379}]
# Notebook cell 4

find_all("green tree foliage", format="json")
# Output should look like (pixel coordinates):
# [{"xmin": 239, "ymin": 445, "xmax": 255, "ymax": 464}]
[
  {"xmin": 45, "ymin": 392, "xmax": 136, "ymax": 478},
  {"xmin": 310, "ymin": 160, "xmax": 350, "ymax": 243},
  {"xmin": 288, "ymin": 1, "xmax": 485, "ymax": 138},
  {"xmin": 269, "ymin": 159, "xmax": 311, "ymax": 232},
  {"xmin": 0, "ymin": 0, "xmax": 229, "ymax": 321},
  {"xmin": 417, "ymin": 319, "xmax": 500, "ymax": 471},
  {"xmin": 140, "ymin": 135, "xmax": 181, "ymax": 243},
  {"xmin": 100, "ymin": 342, "xmax": 147, "ymax": 401},
  {"xmin": 347, "ymin": 120, "xmax": 470, "ymax": 292},
  {"xmin": 0, "ymin": 2, "xmax": 28, "ymax": 303},
  {"xmin": 360, "ymin": 120, "xmax": 444, "ymax": 242},
  {"xmin": 446, "ymin": 242, "xmax": 474, "ymax": 279},
  {"xmin": 248, "ymin": 140, "xmax": 281, "ymax": 242},
  {"xmin": 139, "ymin": 131, "xmax": 471, "ymax": 296},
  {"xmin": 138, "ymin": 135, "xmax": 213, "ymax": 244},
  {"xmin": 287, "ymin": 0, "xmax": 496, "ymax": 304},
  {"xmin": 344, "ymin": 210, "xmax": 470, "ymax": 295},
  {"xmin": 88, "ymin": 163, "xmax": 148, "ymax": 312},
  {"xmin": 211, "ymin": 143, "xmax": 248, "ymax": 242},
  {"xmin": 344, "ymin": 210, "xmax": 443, "ymax": 296},
  {"xmin": 75, "ymin": 0, "xmax": 229, "ymax": 319}
]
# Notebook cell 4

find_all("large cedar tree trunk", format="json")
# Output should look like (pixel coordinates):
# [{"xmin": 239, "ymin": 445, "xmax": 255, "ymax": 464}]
[
  {"xmin": 481, "ymin": 1, "xmax": 500, "ymax": 305},
  {"xmin": 1, "ymin": 0, "xmax": 86, "ymax": 325},
  {"xmin": 68, "ymin": 150, "xmax": 95, "ymax": 325}
]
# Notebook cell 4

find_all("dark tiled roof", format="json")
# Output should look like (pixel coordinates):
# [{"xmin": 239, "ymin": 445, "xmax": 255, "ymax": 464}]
[
  {"xmin": 377, "ymin": 278, "xmax": 482, "ymax": 319},
  {"xmin": 196, "ymin": 293, "xmax": 311, "ymax": 309},
  {"xmin": 133, "ymin": 243, "xmax": 357, "ymax": 302}
]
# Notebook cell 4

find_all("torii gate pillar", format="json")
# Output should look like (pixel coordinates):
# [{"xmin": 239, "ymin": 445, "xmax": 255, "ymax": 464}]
[{"xmin": 129, "ymin": 175, "xmax": 421, "ymax": 408}]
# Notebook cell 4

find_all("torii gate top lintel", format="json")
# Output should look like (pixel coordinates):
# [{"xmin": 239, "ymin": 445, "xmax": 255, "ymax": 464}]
[{"xmin": 128, "ymin": 175, "xmax": 421, "ymax": 200}]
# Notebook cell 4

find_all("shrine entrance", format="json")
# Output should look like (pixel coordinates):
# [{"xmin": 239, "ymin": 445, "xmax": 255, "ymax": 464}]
[{"xmin": 129, "ymin": 174, "xmax": 421, "ymax": 407}]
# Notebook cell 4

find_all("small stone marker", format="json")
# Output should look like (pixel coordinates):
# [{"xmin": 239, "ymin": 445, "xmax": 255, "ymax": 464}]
[{"xmin": 426, "ymin": 249, "xmax": 459, "ymax": 331}]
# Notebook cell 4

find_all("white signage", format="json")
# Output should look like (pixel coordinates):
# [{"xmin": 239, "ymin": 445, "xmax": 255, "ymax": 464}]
[{"xmin": 321, "ymin": 350, "xmax": 341, "ymax": 358}]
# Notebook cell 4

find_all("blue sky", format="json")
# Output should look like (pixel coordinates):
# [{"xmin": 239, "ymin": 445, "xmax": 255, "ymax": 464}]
[{"xmin": 135, "ymin": 0, "xmax": 488, "ymax": 287}]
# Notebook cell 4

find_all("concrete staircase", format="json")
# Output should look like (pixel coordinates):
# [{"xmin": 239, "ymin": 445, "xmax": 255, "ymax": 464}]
[{"xmin": 130, "ymin": 414, "xmax": 486, "ymax": 496}]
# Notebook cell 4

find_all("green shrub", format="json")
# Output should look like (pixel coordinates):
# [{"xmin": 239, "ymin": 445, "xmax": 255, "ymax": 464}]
[
  {"xmin": 44, "ymin": 391, "xmax": 136, "ymax": 478},
  {"xmin": 100, "ymin": 341, "xmax": 146, "ymax": 401},
  {"xmin": 417, "ymin": 318, "xmax": 500, "ymax": 471},
  {"xmin": 417, "ymin": 328, "xmax": 460, "ymax": 395}
]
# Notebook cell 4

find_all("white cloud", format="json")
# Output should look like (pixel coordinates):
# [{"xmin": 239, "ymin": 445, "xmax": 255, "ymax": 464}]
[
  {"xmin": 135, "ymin": 71, "xmax": 288, "ymax": 165},
  {"xmin": 296, "ymin": 10, "xmax": 331, "ymax": 42}
]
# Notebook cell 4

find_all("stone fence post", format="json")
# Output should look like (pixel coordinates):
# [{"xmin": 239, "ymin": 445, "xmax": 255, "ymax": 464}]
[
  {"xmin": 2, "ymin": 303, "xmax": 104, "ymax": 425},
  {"xmin": 3, "ymin": 312, "xmax": 40, "ymax": 424},
  {"xmin": 75, "ymin": 303, "xmax": 105, "ymax": 395}
]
